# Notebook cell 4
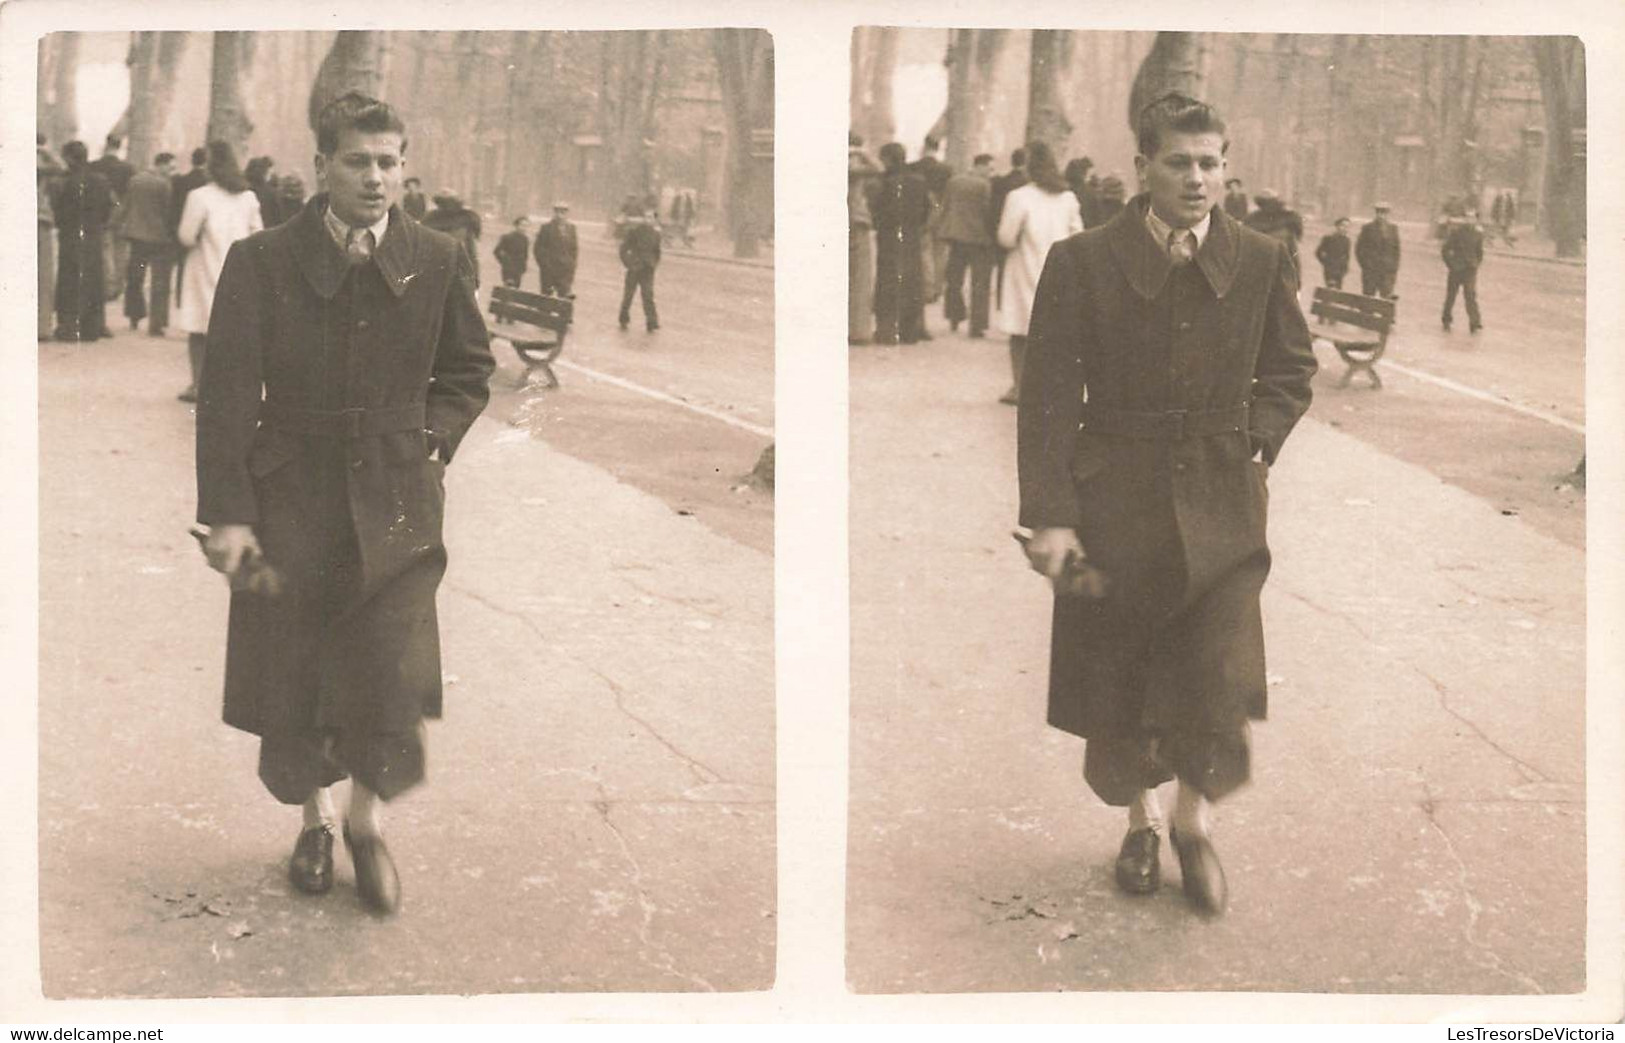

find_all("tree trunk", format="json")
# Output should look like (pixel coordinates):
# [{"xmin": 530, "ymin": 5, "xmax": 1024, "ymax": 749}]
[
  {"xmin": 207, "ymin": 32, "xmax": 256, "ymax": 157},
  {"xmin": 122, "ymin": 32, "xmax": 188, "ymax": 169},
  {"xmin": 308, "ymin": 31, "xmax": 385, "ymax": 133},
  {"xmin": 1025, "ymin": 29, "xmax": 1073, "ymax": 154},
  {"xmin": 713, "ymin": 28, "xmax": 772, "ymax": 257},
  {"xmin": 40, "ymin": 32, "xmax": 81, "ymax": 146},
  {"xmin": 943, "ymin": 30, "xmax": 975, "ymax": 170},
  {"xmin": 1127, "ymin": 31, "xmax": 1203, "ymax": 143},
  {"xmin": 1531, "ymin": 36, "xmax": 1585, "ymax": 257},
  {"xmin": 849, "ymin": 26, "xmax": 896, "ymax": 149}
]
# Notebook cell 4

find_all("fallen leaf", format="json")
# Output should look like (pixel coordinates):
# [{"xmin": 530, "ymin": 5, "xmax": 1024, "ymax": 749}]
[
  {"xmin": 227, "ymin": 921, "xmax": 253, "ymax": 939},
  {"xmin": 1052, "ymin": 921, "xmax": 1079, "ymax": 941}
]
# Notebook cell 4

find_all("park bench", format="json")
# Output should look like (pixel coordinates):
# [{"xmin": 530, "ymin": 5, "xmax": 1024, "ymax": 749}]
[
  {"xmin": 489, "ymin": 285, "xmax": 572, "ymax": 389},
  {"xmin": 1310, "ymin": 286, "xmax": 1395, "ymax": 390}
]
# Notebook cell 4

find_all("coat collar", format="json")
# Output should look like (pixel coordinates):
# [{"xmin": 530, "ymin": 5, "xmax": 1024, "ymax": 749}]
[
  {"xmin": 1105, "ymin": 193, "xmax": 1242, "ymax": 301},
  {"xmin": 291, "ymin": 193, "xmax": 417, "ymax": 300}
]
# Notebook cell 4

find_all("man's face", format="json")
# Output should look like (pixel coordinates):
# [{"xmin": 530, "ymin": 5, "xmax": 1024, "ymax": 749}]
[
  {"xmin": 316, "ymin": 129, "xmax": 405, "ymax": 227},
  {"xmin": 553, "ymin": 208, "xmax": 568, "ymax": 222},
  {"xmin": 1336, "ymin": 219, "xmax": 1350, "ymax": 234},
  {"xmin": 1375, "ymin": 209, "xmax": 1390, "ymax": 224},
  {"xmin": 973, "ymin": 160, "xmax": 992, "ymax": 177},
  {"xmin": 156, "ymin": 160, "xmax": 175, "ymax": 178},
  {"xmin": 516, "ymin": 218, "xmax": 532, "ymax": 233},
  {"xmin": 1137, "ymin": 131, "xmax": 1226, "ymax": 229}
]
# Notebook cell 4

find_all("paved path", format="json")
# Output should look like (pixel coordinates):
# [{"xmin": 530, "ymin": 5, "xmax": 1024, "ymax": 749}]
[
  {"xmin": 847, "ymin": 333, "xmax": 1585, "ymax": 995},
  {"xmin": 35, "ymin": 333, "xmax": 774, "ymax": 998}
]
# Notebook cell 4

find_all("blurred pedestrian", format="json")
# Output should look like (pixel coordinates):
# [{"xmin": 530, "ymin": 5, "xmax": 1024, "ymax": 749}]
[
  {"xmin": 995, "ymin": 140, "xmax": 1082, "ymax": 404},
  {"xmin": 175, "ymin": 140, "xmax": 263, "ymax": 401},
  {"xmin": 49, "ymin": 140, "xmax": 114, "ymax": 342},
  {"xmin": 911, "ymin": 135, "xmax": 951, "ymax": 309},
  {"xmin": 122, "ymin": 152, "xmax": 177, "ymax": 336},
  {"xmin": 421, "ymin": 190, "xmax": 482, "ymax": 289},
  {"xmin": 1314, "ymin": 217, "xmax": 1351, "ymax": 293},
  {"xmin": 91, "ymin": 134, "xmax": 135, "ymax": 303},
  {"xmin": 401, "ymin": 176, "xmax": 427, "ymax": 220},
  {"xmin": 1018, "ymin": 93, "xmax": 1316, "ymax": 919},
  {"xmin": 871, "ymin": 141, "xmax": 931, "ymax": 345},
  {"xmin": 1094, "ymin": 174, "xmax": 1127, "ymax": 224},
  {"xmin": 1222, "ymin": 176, "xmax": 1249, "ymax": 220},
  {"xmin": 246, "ymin": 156, "xmax": 281, "ymax": 228},
  {"xmin": 37, "ymin": 135, "xmax": 65, "ymax": 340},
  {"xmin": 492, "ymin": 216, "xmax": 532, "ymax": 320},
  {"xmin": 277, "ymin": 172, "xmax": 307, "ymax": 217},
  {"xmin": 1355, "ymin": 201, "xmax": 1401, "ymax": 299},
  {"xmin": 848, "ymin": 134, "xmax": 882, "ymax": 345},
  {"xmin": 1440, "ymin": 211, "xmax": 1484, "ymax": 333},
  {"xmin": 170, "ymin": 147, "xmax": 209, "ymax": 309},
  {"xmin": 1243, "ymin": 188, "xmax": 1304, "ymax": 288},
  {"xmin": 989, "ymin": 148, "xmax": 1029, "ymax": 312},
  {"xmin": 533, "ymin": 201, "xmax": 578, "ymax": 298},
  {"xmin": 940, "ymin": 152, "xmax": 995, "ymax": 338},
  {"xmin": 618, "ymin": 209, "xmax": 661, "ymax": 332},
  {"xmin": 1064, "ymin": 157, "xmax": 1094, "ymax": 227},
  {"xmin": 195, "ymin": 92, "xmax": 494, "ymax": 918},
  {"xmin": 669, "ymin": 189, "xmax": 697, "ymax": 248}
]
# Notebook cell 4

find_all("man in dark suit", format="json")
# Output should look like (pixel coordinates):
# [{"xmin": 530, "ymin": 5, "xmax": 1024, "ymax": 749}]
[
  {"xmin": 1018, "ymin": 93, "xmax": 1316, "ymax": 917},
  {"xmin": 492, "ymin": 215, "xmax": 532, "ymax": 319},
  {"xmin": 401, "ymin": 177, "xmax": 428, "ymax": 220},
  {"xmin": 1355, "ymin": 202, "xmax": 1401, "ymax": 299},
  {"xmin": 196, "ymin": 92, "xmax": 494, "ymax": 917},
  {"xmin": 1222, "ymin": 177, "xmax": 1249, "ymax": 220},
  {"xmin": 92, "ymin": 134, "xmax": 136, "ymax": 301},
  {"xmin": 1440, "ymin": 212, "xmax": 1485, "ymax": 333},
  {"xmin": 49, "ymin": 140, "xmax": 114, "ymax": 341},
  {"xmin": 617, "ymin": 209, "xmax": 662, "ymax": 332},
  {"xmin": 533, "ymin": 202, "xmax": 578, "ymax": 297},
  {"xmin": 870, "ymin": 142, "xmax": 931, "ymax": 345}
]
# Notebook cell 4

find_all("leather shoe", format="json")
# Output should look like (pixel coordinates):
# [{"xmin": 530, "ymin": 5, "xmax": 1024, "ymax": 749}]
[
  {"xmin": 1114, "ymin": 827, "xmax": 1161, "ymax": 895},
  {"xmin": 343, "ymin": 823, "xmax": 401, "ymax": 916},
  {"xmin": 1170, "ymin": 827, "xmax": 1228, "ymax": 916},
  {"xmin": 288, "ymin": 823, "xmax": 335, "ymax": 895}
]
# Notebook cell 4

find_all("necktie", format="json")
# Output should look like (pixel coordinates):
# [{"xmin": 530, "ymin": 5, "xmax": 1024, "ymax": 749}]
[
  {"xmin": 346, "ymin": 227, "xmax": 375, "ymax": 265},
  {"xmin": 1168, "ymin": 228, "xmax": 1195, "ymax": 266}
]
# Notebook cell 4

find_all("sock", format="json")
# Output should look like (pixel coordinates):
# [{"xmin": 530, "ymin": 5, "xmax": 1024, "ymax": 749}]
[
  {"xmin": 302, "ymin": 787, "xmax": 337, "ymax": 830},
  {"xmin": 347, "ymin": 782, "xmax": 383, "ymax": 837},
  {"xmin": 1128, "ymin": 788, "xmax": 1164, "ymax": 834},
  {"xmin": 1172, "ymin": 781, "xmax": 1212, "ymax": 838}
]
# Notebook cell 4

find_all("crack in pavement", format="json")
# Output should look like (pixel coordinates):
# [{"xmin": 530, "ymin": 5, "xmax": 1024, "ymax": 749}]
[
  {"xmin": 592, "ymin": 795, "xmax": 718, "ymax": 992},
  {"xmin": 617, "ymin": 576, "xmax": 731, "ymax": 621},
  {"xmin": 1413, "ymin": 666, "xmax": 1548, "ymax": 784},
  {"xmin": 445, "ymin": 580, "xmax": 726, "ymax": 787},
  {"xmin": 1283, "ymin": 585, "xmax": 1554, "ymax": 788},
  {"xmin": 1417, "ymin": 778, "xmax": 1548, "ymax": 994}
]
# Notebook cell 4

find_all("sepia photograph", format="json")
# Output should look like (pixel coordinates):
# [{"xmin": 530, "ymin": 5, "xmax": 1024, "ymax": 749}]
[
  {"xmin": 30, "ymin": 25, "xmax": 775, "ymax": 998},
  {"xmin": 847, "ymin": 27, "xmax": 1589, "ymax": 994}
]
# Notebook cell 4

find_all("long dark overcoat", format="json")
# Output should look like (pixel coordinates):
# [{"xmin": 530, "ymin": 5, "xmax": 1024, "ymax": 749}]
[
  {"xmin": 1017, "ymin": 197, "xmax": 1316, "ymax": 797},
  {"xmin": 196, "ymin": 196, "xmax": 494, "ymax": 754}
]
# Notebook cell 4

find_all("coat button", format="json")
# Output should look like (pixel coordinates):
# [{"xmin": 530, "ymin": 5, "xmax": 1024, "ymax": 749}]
[
  {"xmin": 1174, "ymin": 461, "xmax": 1188, "ymax": 472},
  {"xmin": 350, "ymin": 457, "xmax": 364, "ymax": 470},
  {"xmin": 1178, "ymin": 320, "xmax": 1192, "ymax": 331},
  {"xmin": 357, "ymin": 319, "xmax": 370, "ymax": 331}
]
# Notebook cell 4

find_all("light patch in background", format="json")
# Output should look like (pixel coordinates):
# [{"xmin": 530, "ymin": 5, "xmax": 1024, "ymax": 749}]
[
  {"xmin": 891, "ymin": 61, "xmax": 945, "ymax": 159},
  {"xmin": 75, "ymin": 62, "xmax": 127, "ymax": 146}
]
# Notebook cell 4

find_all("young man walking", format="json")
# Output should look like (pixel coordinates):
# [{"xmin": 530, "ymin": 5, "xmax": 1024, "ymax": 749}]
[
  {"xmin": 196, "ymin": 92, "xmax": 495, "ymax": 916},
  {"xmin": 1018, "ymin": 94, "xmax": 1316, "ymax": 916}
]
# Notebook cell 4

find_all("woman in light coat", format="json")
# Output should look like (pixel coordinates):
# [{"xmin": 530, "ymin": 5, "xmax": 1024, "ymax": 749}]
[
  {"xmin": 997, "ymin": 141, "xmax": 1083, "ymax": 404},
  {"xmin": 176, "ymin": 140, "xmax": 262, "ymax": 401}
]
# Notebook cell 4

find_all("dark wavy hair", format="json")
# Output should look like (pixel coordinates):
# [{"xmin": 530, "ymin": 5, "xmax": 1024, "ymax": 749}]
[
  {"xmin": 315, "ymin": 91, "xmax": 408, "ymax": 156},
  {"xmin": 1136, "ymin": 92, "xmax": 1229, "ymax": 158},
  {"xmin": 1025, "ymin": 141, "xmax": 1067, "ymax": 194},
  {"xmin": 206, "ymin": 140, "xmax": 250, "ymax": 194}
]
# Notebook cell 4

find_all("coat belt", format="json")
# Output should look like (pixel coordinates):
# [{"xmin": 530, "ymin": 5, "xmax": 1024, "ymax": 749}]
[
  {"xmin": 1078, "ymin": 404, "xmax": 1249, "ymax": 440},
  {"xmin": 260, "ymin": 402, "xmax": 427, "ymax": 438}
]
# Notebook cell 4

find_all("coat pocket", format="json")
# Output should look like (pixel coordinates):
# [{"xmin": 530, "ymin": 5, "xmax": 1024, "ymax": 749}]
[{"xmin": 1070, "ymin": 436, "xmax": 1110, "ymax": 485}]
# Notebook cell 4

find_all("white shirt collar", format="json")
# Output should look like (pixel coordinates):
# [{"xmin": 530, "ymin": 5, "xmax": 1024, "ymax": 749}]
[
  {"xmin": 1145, "ymin": 205, "xmax": 1212, "ymax": 249},
  {"xmin": 323, "ymin": 203, "xmax": 391, "ymax": 252}
]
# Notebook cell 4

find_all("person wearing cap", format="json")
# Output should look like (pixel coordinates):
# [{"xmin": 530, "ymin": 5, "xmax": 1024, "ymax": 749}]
[
  {"xmin": 421, "ymin": 188, "xmax": 482, "ymax": 288},
  {"xmin": 1222, "ymin": 177, "xmax": 1249, "ymax": 220},
  {"xmin": 1356, "ymin": 202, "xmax": 1401, "ymax": 299},
  {"xmin": 492, "ymin": 215, "xmax": 532, "ymax": 317},
  {"xmin": 534, "ymin": 201, "xmax": 578, "ymax": 298},
  {"xmin": 121, "ymin": 151, "xmax": 177, "ymax": 335},
  {"xmin": 195, "ymin": 92, "xmax": 494, "ymax": 917},
  {"xmin": 1243, "ymin": 188, "xmax": 1304, "ymax": 288},
  {"xmin": 1018, "ymin": 93, "xmax": 1316, "ymax": 918}
]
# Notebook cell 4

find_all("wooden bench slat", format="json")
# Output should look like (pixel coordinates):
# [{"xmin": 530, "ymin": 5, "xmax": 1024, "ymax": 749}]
[
  {"xmin": 1311, "ymin": 301, "xmax": 1391, "ymax": 330},
  {"xmin": 1312, "ymin": 287, "xmax": 1396, "ymax": 318}
]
